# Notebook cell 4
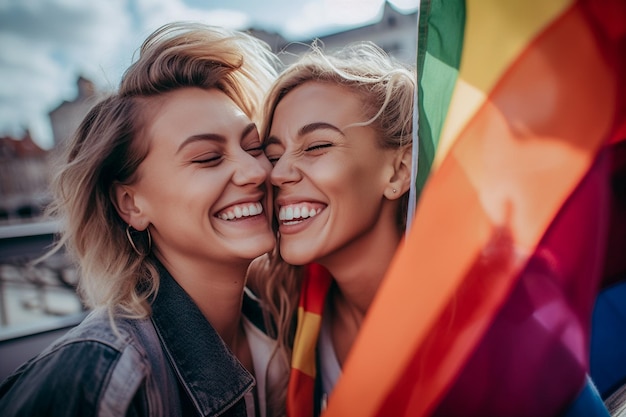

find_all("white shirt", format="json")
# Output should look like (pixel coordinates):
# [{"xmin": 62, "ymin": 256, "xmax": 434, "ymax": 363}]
[{"xmin": 242, "ymin": 313, "xmax": 287, "ymax": 417}]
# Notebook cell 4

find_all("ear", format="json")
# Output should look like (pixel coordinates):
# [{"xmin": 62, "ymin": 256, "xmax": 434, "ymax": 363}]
[
  {"xmin": 384, "ymin": 146, "xmax": 412, "ymax": 200},
  {"xmin": 110, "ymin": 182, "xmax": 149, "ymax": 230}
]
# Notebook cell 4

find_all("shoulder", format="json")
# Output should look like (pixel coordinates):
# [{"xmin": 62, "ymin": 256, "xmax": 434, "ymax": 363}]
[{"xmin": 0, "ymin": 310, "xmax": 151, "ymax": 416}]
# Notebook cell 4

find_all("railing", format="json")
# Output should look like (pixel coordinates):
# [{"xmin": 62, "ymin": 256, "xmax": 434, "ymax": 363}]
[{"xmin": 0, "ymin": 221, "xmax": 87, "ymax": 380}]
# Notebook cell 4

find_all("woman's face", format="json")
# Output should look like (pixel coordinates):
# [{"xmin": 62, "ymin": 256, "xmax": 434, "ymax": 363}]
[
  {"xmin": 129, "ymin": 87, "xmax": 275, "ymax": 265},
  {"xmin": 265, "ymin": 81, "xmax": 398, "ymax": 266}
]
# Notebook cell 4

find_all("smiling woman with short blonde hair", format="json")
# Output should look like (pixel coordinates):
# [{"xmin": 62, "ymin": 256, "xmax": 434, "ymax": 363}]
[{"xmin": 0, "ymin": 22, "xmax": 288, "ymax": 417}]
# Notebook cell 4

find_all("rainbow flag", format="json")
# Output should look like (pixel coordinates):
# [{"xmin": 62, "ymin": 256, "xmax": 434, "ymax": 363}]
[{"xmin": 323, "ymin": 0, "xmax": 626, "ymax": 416}]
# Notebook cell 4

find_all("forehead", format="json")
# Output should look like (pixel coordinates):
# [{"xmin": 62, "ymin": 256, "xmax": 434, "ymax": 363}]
[
  {"xmin": 140, "ymin": 88, "xmax": 252, "ymax": 151},
  {"xmin": 149, "ymin": 88, "xmax": 248, "ymax": 131},
  {"xmin": 272, "ymin": 81, "xmax": 365, "ymax": 130}
]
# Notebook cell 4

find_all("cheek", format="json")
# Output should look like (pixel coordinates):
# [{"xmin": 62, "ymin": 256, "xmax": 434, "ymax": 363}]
[
  {"xmin": 131, "ymin": 174, "xmax": 168, "ymax": 213},
  {"xmin": 334, "ymin": 167, "xmax": 389, "ymax": 223},
  {"xmin": 154, "ymin": 173, "xmax": 223, "ymax": 214},
  {"xmin": 327, "ymin": 160, "xmax": 385, "ymax": 196},
  {"xmin": 187, "ymin": 173, "xmax": 227, "ymax": 203}
]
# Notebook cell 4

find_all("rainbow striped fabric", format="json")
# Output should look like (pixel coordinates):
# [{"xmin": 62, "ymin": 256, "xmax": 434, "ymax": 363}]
[
  {"xmin": 318, "ymin": 0, "xmax": 626, "ymax": 416},
  {"xmin": 287, "ymin": 263, "xmax": 332, "ymax": 417}
]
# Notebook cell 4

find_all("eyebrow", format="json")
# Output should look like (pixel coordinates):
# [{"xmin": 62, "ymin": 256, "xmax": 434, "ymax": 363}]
[
  {"xmin": 176, "ymin": 122, "xmax": 257, "ymax": 154},
  {"xmin": 300, "ymin": 122, "xmax": 344, "ymax": 136},
  {"xmin": 265, "ymin": 122, "xmax": 344, "ymax": 146}
]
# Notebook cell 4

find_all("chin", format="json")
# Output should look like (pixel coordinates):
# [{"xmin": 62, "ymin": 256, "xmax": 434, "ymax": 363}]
[
  {"xmin": 247, "ymin": 235, "xmax": 276, "ymax": 258},
  {"xmin": 279, "ymin": 246, "xmax": 314, "ymax": 266}
]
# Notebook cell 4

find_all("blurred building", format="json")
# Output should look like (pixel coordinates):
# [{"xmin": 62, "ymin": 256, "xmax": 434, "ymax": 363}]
[
  {"xmin": 0, "ymin": 77, "xmax": 98, "ymax": 224},
  {"xmin": 0, "ymin": 132, "xmax": 50, "ymax": 223},
  {"xmin": 255, "ymin": 1, "xmax": 417, "ymax": 65},
  {"xmin": 49, "ymin": 76, "xmax": 98, "ymax": 147}
]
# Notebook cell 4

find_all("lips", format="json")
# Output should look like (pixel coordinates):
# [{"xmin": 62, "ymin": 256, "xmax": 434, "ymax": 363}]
[
  {"xmin": 278, "ymin": 202, "xmax": 326, "ymax": 224},
  {"xmin": 216, "ymin": 202, "xmax": 263, "ymax": 220}
]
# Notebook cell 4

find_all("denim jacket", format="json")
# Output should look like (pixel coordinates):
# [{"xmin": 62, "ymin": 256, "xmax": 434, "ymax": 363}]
[{"xmin": 0, "ymin": 263, "xmax": 261, "ymax": 417}]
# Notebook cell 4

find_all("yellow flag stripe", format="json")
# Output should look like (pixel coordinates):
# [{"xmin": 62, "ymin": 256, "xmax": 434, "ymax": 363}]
[
  {"xmin": 291, "ymin": 306, "xmax": 322, "ymax": 377},
  {"xmin": 437, "ymin": 0, "xmax": 572, "ymax": 168}
]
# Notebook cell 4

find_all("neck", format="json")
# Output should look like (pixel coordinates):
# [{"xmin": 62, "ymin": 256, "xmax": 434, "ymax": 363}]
[
  {"xmin": 323, "ymin": 214, "xmax": 402, "ymax": 317},
  {"xmin": 156, "ymin": 252, "xmax": 249, "ymax": 345},
  {"xmin": 327, "ymin": 282, "xmax": 370, "ymax": 366},
  {"xmin": 323, "ymin": 212, "xmax": 403, "ymax": 365}
]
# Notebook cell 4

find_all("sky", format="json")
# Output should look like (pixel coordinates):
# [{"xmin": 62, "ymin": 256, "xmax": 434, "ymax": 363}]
[{"xmin": 0, "ymin": 0, "xmax": 418, "ymax": 149}]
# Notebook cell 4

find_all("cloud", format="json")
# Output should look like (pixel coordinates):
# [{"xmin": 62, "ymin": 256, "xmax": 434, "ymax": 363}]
[
  {"xmin": 284, "ymin": 0, "xmax": 383, "ymax": 39},
  {"xmin": 389, "ymin": 0, "xmax": 420, "ymax": 11},
  {"xmin": 135, "ymin": 0, "xmax": 250, "ymax": 33},
  {"xmin": 0, "ymin": 33, "xmax": 66, "ymax": 139},
  {"xmin": 0, "ymin": 0, "xmax": 132, "ymax": 148}
]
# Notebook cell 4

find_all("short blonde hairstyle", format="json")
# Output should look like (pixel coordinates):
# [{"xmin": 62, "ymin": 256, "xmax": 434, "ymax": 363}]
[{"xmin": 46, "ymin": 22, "xmax": 279, "ymax": 318}]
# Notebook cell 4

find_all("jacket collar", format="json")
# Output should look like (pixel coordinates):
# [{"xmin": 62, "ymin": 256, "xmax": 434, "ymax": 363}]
[{"xmin": 150, "ymin": 262, "xmax": 254, "ymax": 416}]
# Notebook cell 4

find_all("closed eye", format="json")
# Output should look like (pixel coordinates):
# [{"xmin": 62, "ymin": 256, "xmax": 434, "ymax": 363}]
[
  {"xmin": 266, "ymin": 154, "xmax": 282, "ymax": 165},
  {"xmin": 245, "ymin": 145, "xmax": 265, "ymax": 157},
  {"xmin": 263, "ymin": 143, "xmax": 283, "ymax": 165},
  {"xmin": 306, "ymin": 143, "xmax": 333, "ymax": 152},
  {"xmin": 192, "ymin": 154, "xmax": 222, "ymax": 165}
]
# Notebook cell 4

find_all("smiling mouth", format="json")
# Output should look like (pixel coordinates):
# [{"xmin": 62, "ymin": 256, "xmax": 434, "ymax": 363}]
[
  {"xmin": 278, "ymin": 203, "xmax": 326, "ymax": 225},
  {"xmin": 216, "ymin": 202, "xmax": 263, "ymax": 220}
]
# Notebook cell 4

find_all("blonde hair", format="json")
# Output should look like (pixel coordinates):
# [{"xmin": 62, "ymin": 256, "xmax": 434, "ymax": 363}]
[
  {"xmin": 45, "ymin": 22, "xmax": 279, "ymax": 318},
  {"xmin": 250, "ymin": 41, "xmax": 416, "ymax": 365}
]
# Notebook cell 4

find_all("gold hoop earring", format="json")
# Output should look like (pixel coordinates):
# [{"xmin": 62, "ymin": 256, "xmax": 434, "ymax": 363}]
[{"xmin": 126, "ymin": 224, "xmax": 152, "ymax": 256}]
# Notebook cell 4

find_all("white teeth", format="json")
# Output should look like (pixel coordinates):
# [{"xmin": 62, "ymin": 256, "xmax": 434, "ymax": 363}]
[
  {"xmin": 218, "ymin": 202, "xmax": 263, "ymax": 221},
  {"xmin": 279, "ymin": 205, "xmax": 322, "ymax": 221},
  {"xmin": 249, "ymin": 204, "xmax": 259, "ymax": 216}
]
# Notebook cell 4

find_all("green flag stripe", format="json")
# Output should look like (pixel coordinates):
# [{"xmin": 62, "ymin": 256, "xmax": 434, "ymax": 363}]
[{"xmin": 415, "ymin": 0, "xmax": 465, "ymax": 198}]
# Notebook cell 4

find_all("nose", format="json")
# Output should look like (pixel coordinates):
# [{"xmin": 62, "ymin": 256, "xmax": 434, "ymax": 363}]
[
  {"xmin": 232, "ymin": 150, "xmax": 270, "ymax": 187},
  {"xmin": 270, "ymin": 153, "xmax": 301, "ymax": 187}
]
